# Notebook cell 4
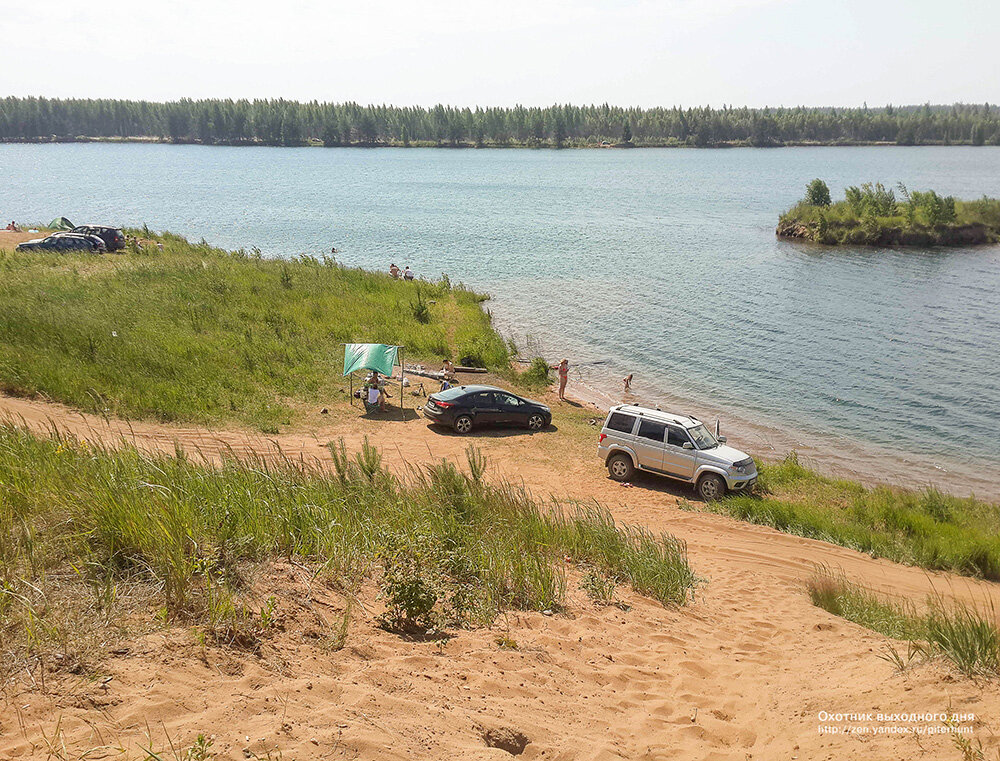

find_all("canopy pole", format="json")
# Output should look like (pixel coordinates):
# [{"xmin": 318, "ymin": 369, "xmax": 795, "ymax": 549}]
[{"xmin": 399, "ymin": 348, "xmax": 406, "ymax": 421}]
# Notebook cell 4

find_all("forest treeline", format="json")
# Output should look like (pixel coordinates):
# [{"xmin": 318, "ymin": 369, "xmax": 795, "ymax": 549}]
[{"xmin": 3, "ymin": 97, "xmax": 1000, "ymax": 148}]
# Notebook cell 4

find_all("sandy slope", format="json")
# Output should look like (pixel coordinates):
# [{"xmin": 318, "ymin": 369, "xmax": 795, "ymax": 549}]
[
  {"xmin": 1, "ymin": 392, "xmax": 999, "ymax": 760},
  {"xmin": 0, "ymin": 230, "xmax": 51, "ymax": 247}
]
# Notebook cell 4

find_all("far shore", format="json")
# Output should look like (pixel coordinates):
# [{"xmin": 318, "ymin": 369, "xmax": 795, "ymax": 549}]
[{"xmin": 4, "ymin": 135, "xmax": 995, "ymax": 149}]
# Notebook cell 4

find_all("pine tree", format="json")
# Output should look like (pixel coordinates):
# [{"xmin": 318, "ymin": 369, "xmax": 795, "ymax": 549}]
[
  {"xmin": 553, "ymin": 116, "xmax": 567, "ymax": 149},
  {"xmin": 321, "ymin": 121, "xmax": 340, "ymax": 147}
]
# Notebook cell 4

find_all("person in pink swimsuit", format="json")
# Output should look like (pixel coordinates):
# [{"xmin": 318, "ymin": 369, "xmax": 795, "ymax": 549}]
[{"xmin": 552, "ymin": 358, "xmax": 569, "ymax": 400}]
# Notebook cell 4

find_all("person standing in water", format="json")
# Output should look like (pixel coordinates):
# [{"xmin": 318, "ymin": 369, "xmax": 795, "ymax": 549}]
[
  {"xmin": 551, "ymin": 358, "xmax": 569, "ymax": 401},
  {"xmin": 623, "ymin": 373, "xmax": 633, "ymax": 392}
]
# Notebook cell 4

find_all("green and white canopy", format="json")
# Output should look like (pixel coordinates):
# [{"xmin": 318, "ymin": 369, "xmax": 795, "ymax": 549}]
[{"xmin": 342, "ymin": 343, "xmax": 400, "ymax": 377}]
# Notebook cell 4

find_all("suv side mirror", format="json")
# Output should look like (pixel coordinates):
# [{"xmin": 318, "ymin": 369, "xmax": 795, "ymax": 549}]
[
  {"xmin": 682, "ymin": 442, "xmax": 694, "ymax": 450},
  {"xmin": 718, "ymin": 436, "xmax": 727, "ymax": 443}
]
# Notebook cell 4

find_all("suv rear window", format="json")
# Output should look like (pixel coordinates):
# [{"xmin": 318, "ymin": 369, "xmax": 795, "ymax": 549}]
[
  {"xmin": 637, "ymin": 419, "xmax": 666, "ymax": 442},
  {"xmin": 606, "ymin": 412, "xmax": 636, "ymax": 434}
]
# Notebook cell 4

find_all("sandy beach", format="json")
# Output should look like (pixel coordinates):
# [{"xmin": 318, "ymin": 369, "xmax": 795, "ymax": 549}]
[{"xmin": 1, "ymin": 388, "xmax": 998, "ymax": 760}]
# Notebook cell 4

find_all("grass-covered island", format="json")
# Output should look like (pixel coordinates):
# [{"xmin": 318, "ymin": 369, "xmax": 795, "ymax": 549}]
[{"xmin": 777, "ymin": 179, "xmax": 1000, "ymax": 246}]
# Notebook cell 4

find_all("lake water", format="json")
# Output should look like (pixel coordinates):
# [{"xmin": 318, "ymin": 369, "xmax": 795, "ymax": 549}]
[{"xmin": 3, "ymin": 143, "xmax": 1000, "ymax": 497}]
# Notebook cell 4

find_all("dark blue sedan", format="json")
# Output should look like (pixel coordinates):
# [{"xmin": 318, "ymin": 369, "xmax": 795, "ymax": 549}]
[{"xmin": 423, "ymin": 385, "xmax": 551, "ymax": 434}]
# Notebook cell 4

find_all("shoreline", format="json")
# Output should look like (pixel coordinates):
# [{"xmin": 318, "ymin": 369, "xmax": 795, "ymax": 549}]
[
  {"xmin": 3, "ymin": 224, "xmax": 992, "ymax": 501},
  {"xmin": 543, "ymin": 361, "xmax": 999, "ymax": 501}
]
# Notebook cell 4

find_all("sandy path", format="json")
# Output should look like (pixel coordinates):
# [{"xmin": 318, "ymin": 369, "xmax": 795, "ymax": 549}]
[
  {"xmin": 3, "ymin": 393, "xmax": 1000, "ymax": 760},
  {"xmin": 2, "ymin": 392, "xmax": 997, "ymax": 613}
]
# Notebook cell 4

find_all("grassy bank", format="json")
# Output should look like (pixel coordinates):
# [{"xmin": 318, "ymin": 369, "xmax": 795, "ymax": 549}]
[
  {"xmin": 0, "ymin": 231, "xmax": 510, "ymax": 432},
  {"xmin": 0, "ymin": 425, "xmax": 695, "ymax": 678},
  {"xmin": 702, "ymin": 454, "xmax": 1000, "ymax": 580},
  {"xmin": 777, "ymin": 180, "xmax": 1000, "ymax": 246},
  {"xmin": 808, "ymin": 572, "xmax": 999, "ymax": 677}
]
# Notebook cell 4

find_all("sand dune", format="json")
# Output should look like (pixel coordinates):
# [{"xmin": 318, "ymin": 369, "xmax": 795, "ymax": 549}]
[{"xmin": 1, "ymin": 392, "xmax": 999, "ymax": 759}]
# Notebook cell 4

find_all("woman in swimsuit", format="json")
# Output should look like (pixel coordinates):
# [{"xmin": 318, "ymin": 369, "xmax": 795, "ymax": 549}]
[{"xmin": 552, "ymin": 358, "xmax": 569, "ymax": 401}]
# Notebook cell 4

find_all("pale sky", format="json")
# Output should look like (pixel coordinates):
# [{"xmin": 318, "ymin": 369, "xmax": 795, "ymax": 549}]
[{"xmin": 4, "ymin": 0, "xmax": 997, "ymax": 108}]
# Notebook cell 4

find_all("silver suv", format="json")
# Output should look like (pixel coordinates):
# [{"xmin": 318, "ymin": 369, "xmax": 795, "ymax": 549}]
[{"xmin": 597, "ymin": 405, "xmax": 757, "ymax": 500}]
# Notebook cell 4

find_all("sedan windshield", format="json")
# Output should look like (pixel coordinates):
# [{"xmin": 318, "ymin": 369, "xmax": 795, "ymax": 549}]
[{"xmin": 687, "ymin": 424, "xmax": 719, "ymax": 450}]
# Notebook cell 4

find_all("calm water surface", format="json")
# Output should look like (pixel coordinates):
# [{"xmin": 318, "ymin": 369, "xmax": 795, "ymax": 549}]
[{"xmin": 3, "ymin": 143, "xmax": 1000, "ymax": 496}]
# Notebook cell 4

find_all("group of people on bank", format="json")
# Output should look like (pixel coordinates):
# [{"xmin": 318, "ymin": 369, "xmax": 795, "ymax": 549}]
[{"xmin": 389, "ymin": 263, "xmax": 415, "ymax": 280}]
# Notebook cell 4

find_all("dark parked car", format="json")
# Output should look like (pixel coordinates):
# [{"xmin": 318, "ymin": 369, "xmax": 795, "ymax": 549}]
[
  {"xmin": 15, "ymin": 234, "xmax": 104, "ymax": 253},
  {"xmin": 423, "ymin": 384, "xmax": 551, "ymax": 434},
  {"xmin": 68, "ymin": 225, "xmax": 125, "ymax": 251}
]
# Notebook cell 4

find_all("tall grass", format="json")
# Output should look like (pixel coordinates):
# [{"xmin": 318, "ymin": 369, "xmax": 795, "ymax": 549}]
[
  {"xmin": 0, "ymin": 426, "xmax": 694, "ymax": 674},
  {"xmin": 707, "ymin": 454, "xmax": 1000, "ymax": 580},
  {"xmin": 0, "ymin": 231, "xmax": 510, "ymax": 431},
  {"xmin": 808, "ymin": 572, "xmax": 1000, "ymax": 678}
]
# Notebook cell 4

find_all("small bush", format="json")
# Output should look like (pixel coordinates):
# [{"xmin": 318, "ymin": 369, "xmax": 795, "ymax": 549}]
[
  {"xmin": 580, "ymin": 570, "xmax": 617, "ymax": 605},
  {"xmin": 506, "ymin": 357, "xmax": 551, "ymax": 391},
  {"xmin": 378, "ymin": 541, "xmax": 443, "ymax": 633},
  {"xmin": 804, "ymin": 179, "xmax": 832, "ymax": 207},
  {"xmin": 411, "ymin": 285, "xmax": 431, "ymax": 324}
]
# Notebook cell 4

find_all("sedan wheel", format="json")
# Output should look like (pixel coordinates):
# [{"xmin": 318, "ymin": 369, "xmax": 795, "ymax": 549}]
[
  {"xmin": 526, "ymin": 413, "xmax": 545, "ymax": 431},
  {"xmin": 454, "ymin": 415, "xmax": 473, "ymax": 434}
]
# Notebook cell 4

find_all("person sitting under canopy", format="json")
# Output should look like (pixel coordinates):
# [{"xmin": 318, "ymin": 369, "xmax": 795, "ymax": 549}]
[{"xmin": 344, "ymin": 343, "xmax": 404, "ymax": 417}]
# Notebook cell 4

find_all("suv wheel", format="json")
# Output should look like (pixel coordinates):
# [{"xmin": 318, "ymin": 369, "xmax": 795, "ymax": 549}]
[
  {"xmin": 453, "ymin": 415, "xmax": 473, "ymax": 434},
  {"xmin": 607, "ymin": 453, "xmax": 634, "ymax": 482},
  {"xmin": 697, "ymin": 473, "xmax": 726, "ymax": 501},
  {"xmin": 526, "ymin": 413, "xmax": 545, "ymax": 431}
]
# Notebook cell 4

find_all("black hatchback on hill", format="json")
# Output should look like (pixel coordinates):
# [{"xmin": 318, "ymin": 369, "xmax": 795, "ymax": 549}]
[{"xmin": 423, "ymin": 385, "xmax": 551, "ymax": 434}]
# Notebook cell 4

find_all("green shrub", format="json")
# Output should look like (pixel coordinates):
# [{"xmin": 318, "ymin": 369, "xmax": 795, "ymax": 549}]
[
  {"xmin": 411, "ymin": 285, "xmax": 431, "ymax": 324},
  {"xmin": 804, "ymin": 179, "xmax": 832, "ymax": 207},
  {"xmin": 505, "ymin": 357, "xmax": 552, "ymax": 391}
]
